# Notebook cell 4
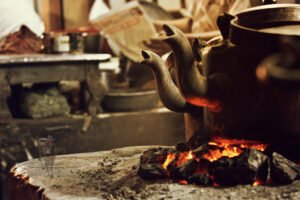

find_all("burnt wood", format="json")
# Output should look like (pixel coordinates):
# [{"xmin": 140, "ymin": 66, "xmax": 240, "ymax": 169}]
[
  {"xmin": 140, "ymin": 147, "xmax": 173, "ymax": 165},
  {"xmin": 192, "ymin": 143, "xmax": 219, "ymax": 159},
  {"xmin": 209, "ymin": 149, "xmax": 269, "ymax": 186},
  {"xmin": 138, "ymin": 163, "xmax": 168, "ymax": 180},
  {"xmin": 271, "ymin": 152, "xmax": 300, "ymax": 184},
  {"xmin": 170, "ymin": 159, "xmax": 197, "ymax": 180},
  {"xmin": 187, "ymin": 173, "xmax": 212, "ymax": 186}
]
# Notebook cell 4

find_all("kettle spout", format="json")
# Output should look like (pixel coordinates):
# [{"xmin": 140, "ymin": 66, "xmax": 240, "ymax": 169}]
[
  {"xmin": 162, "ymin": 25, "xmax": 208, "ymax": 101},
  {"xmin": 141, "ymin": 50, "xmax": 199, "ymax": 113}
]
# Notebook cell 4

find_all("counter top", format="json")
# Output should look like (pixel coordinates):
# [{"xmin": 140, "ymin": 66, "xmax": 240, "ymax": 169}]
[{"xmin": 0, "ymin": 53, "xmax": 111, "ymax": 65}]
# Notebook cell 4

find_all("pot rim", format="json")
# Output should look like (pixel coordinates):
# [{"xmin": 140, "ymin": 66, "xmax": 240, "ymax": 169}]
[
  {"xmin": 105, "ymin": 89, "xmax": 157, "ymax": 97},
  {"xmin": 229, "ymin": 4, "xmax": 300, "ymax": 46}
]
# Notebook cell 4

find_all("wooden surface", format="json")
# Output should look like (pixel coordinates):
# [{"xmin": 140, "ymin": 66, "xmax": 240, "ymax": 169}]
[
  {"xmin": 0, "ymin": 54, "xmax": 111, "ymax": 65},
  {"xmin": 9, "ymin": 146, "xmax": 300, "ymax": 200}
]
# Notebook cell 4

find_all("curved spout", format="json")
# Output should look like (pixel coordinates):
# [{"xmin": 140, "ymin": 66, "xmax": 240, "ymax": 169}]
[
  {"xmin": 162, "ymin": 25, "xmax": 208, "ymax": 102},
  {"xmin": 141, "ymin": 50, "xmax": 200, "ymax": 113}
]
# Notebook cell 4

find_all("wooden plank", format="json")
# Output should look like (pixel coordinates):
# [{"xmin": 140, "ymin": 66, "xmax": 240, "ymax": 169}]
[
  {"xmin": 7, "ymin": 64, "xmax": 86, "ymax": 84},
  {"xmin": 0, "ymin": 70, "xmax": 11, "ymax": 119},
  {"xmin": 84, "ymin": 65, "xmax": 105, "ymax": 115}
]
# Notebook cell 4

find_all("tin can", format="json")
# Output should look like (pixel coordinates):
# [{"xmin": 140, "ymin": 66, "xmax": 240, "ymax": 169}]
[{"xmin": 53, "ymin": 34, "xmax": 70, "ymax": 53}]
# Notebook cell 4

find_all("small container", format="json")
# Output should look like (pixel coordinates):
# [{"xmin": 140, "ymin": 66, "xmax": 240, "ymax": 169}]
[
  {"xmin": 101, "ymin": 89, "xmax": 159, "ymax": 112},
  {"xmin": 53, "ymin": 34, "xmax": 70, "ymax": 53},
  {"xmin": 69, "ymin": 32, "xmax": 84, "ymax": 53},
  {"xmin": 82, "ymin": 32, "xmax": 101, "ymax": 53}
]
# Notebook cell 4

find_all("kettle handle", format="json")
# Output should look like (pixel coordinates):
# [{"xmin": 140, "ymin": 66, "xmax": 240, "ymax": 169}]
[
  {"xmin": 257, "ymin": 37, "xmax": 300, "ymax": 84},
  {"xmin": 257, "ymin": 54, "xmax": 300, "ymax": 85}
]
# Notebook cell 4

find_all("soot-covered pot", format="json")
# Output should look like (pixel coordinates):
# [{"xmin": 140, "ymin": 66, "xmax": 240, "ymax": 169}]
[{"xmin": 141, "ymin": 4, "xmax": 300, "ymax": 146}]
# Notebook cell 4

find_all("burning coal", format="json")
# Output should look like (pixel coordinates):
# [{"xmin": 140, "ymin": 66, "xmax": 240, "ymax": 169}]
[{"xmin": 138, "ymin": 138, "xmax": 300, "ymax": 186}]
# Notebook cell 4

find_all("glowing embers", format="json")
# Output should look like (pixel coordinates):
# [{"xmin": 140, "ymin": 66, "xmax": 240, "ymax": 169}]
[
  {"xmin": 186, "ymin": 97, "xmax": 221, "ymax": 112},
  {"xmin": 253, "ymin": 179, "xmax": 263, "ymax": 186},
  {"xmin": 162, "ymin": 153, "xmax": 176, "ymax": 170},
  {"xmin": 202, "ymin": 138, "xmax": 268, "ymax": 162},
  {"xmin": 138, "ymin": 140, "xmax": 300, "ymax": 186}
]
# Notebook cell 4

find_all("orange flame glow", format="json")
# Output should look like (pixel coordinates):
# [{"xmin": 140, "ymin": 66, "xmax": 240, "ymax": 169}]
[
  {"xmin": 162, "ymin": 151, "xmax": 194, "ymax": 170},
  {"xmin": 161, "ymin": 138, "xmax": 269, "ymax": 186},
  {"xmin": 176, "ymin": 151, "xmax": 193, "ymax": 166},
  {"xmin": 162, "ymin": 153, "xmax": 176, "ymax": 169},
  {"xmin": 179, "ymin": 180, "xmax": 188, "ymax": 185},
  {"xmin": 186, "ymin": 97, "xmax": 221, "ymax": 113},
  {"xmin": 253, "ymin": 179, "xmax": 263, "ymax": 186},
  {"xmin": 212, "ymin": 137, "xmax": 269, "ymax": 151},
  {"xmin": 204, "ymin": 139, "xmax": 268, "ymax": 162},
  {"xmin": 203, "ymin": 145, "xmax": 243, "ymax": 162}
]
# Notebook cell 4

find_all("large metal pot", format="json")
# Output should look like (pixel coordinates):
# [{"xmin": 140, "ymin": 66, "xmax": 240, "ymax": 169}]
[
  {"xmin": 101, "ymin": 89, "xmax": 159, "ymax": 112},
  {"xmin": 141, "ymin": 3, "xmax": 300, "ymax": 146}
]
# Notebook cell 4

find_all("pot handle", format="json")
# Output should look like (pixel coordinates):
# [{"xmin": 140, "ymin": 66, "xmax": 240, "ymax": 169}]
[
  {"xmin": 257, "ymin": 37, "xmax": 300, "ymax": 84},
  {"xmin": 257, "ymin": 54, "xmax": 300, "ymax": 85}
]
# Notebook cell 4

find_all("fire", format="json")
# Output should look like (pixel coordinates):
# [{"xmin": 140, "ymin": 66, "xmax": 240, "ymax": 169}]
[
  {"xmin": 162, "ymin": 151, "xmax": 194, "ymax": 170},
  {"xmin": 179, "ymin": 180, "xmax": 188, "ymax": 185},
  {"xmin": 176, "ymin": 151, "xmax": 193, "ymax": 166},
  {"xmin": 162, "ymin": 153, "xmax": 176, "ymax": 169},
  {"xmin": 203, "ymin": 144, "xmax": 243, "ymax": 162},
  {"xmin": 212, "ymin": 137, "xmax": 268, "ymax": 151},
  {"xmin": 253, "ymin": 179, "xmax": 263, "ymax": 186},
  {"xmin": 186, "ymin": 97, "xmax": 221, "ymax": 113},
  {"xmin": 204, "ymin": 139, "xmax": 268, "ymax": 162},
  {"xmin": 162, "ymin": 139, "xmax": 268, "ymax": 168},
  {"xmin": 160, "ymin": 137, "xmax": 269, "ymax": 186}
]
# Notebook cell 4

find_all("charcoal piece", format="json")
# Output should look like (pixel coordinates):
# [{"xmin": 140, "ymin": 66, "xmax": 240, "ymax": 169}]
[
  {"xmin": 175, "ymin": 143, "xmax": 190, "ymax": 152},
  {"xmin": 187, "ymin": 174, "xmax": 212, "ymax": 185},
  {"xmin": 270, "ymin": 152, "xmax": 300, "ymax": 184},
  {"xmin": 138, "ymin": 163, "xmax": 168, "ymax": 180},
  {"xmin": 192, "ymin": 143, "xmax": 219, "ymax": 159},
  {"xmin": 209, "ymin": 149, "xmax": 269, "ymax": 186},
  {"xmin": 140, "ymin": 148, "xmax": 173, "ymax": 165},
  {"xmin": 197, "ymin": 158, "xmax": 211, "ymax": 173},
  {"xmin": 171, "ymin": 159, "xmax": 197, "ymax": 180}
]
